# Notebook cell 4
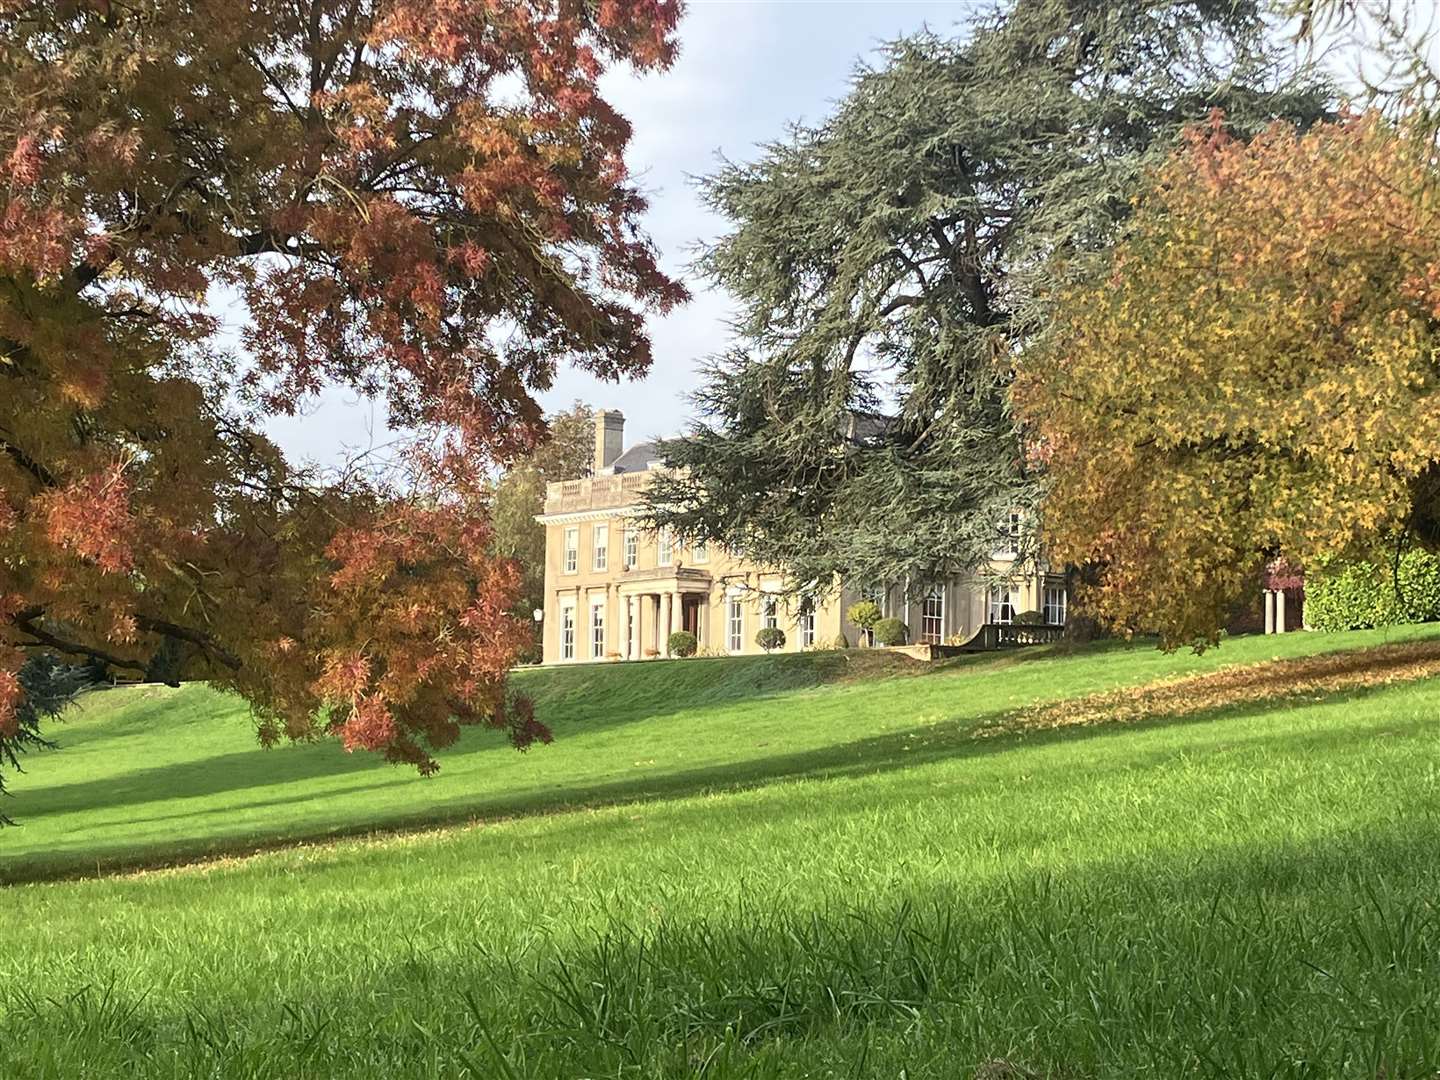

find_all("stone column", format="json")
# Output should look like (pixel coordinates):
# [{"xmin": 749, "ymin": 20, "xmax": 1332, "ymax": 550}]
[
  {"xmin": 625, "ymin": 595, "xmax": 637, "ymax": 660},
  {"xmin": 1275, "ymin": 589, "xmax": 1287, "ymax": 634},
  {"xmin": 660, "ymin": 592, "xmax": 672, "ymax": 656},
  {"xmin": 1264, "ymin": 590, "xmax": 1275, "ymax": 634}
]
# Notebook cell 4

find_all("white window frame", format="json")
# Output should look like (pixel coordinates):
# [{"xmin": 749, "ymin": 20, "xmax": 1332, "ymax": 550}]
[
  {"xmin": 590, "ymin": 600, "xmax": 605, "ymax": 659},
  {"xmin": 727, "ymin": 595, "xmax": 744, "ymax": 653},
  {"xmin": 692, "ymin": 538, "xmax": 708, "ymax": 564},
  {"xmin": 623, "ymin": 526, "xmax": 638, "ymax": 569},
  {"xmin": 921, "ymin": 584, "xmax": 945, "ymax": 644},
  {"xmin": 560, "ymin": 603, "xmax": 576, "ymax": 660},
  {"xmin": 762, "ymin": 595, "xmax": 779, "ymax": 631},
  {"xmin": 988, "ymin": 586, "xmax": 1016, "ymax": 625},
  {"xmin": 799, "ymin": 596, "xmax": 816, "ymax": 648},
  {"xmin": 563, "ymin": 527, "xmax": 579, "ymax": 575},
  {"xmin": 994, "ymin": 512, "xmax": 1021, "ymax": 559},
  {"xmin": 657, "ymin": 526, "xmax": 674, "ymax": 567},
  {"xmin": 591, "ymin": 523, "xmax": 608, "ymax": 572},
  {"xmin": 1044, "ymin": 585, "xmax": 1067, "ymax": 626}
]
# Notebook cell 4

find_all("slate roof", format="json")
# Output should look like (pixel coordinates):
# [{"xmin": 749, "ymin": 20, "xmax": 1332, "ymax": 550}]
[
  {"xmin": 610, "ymin": 440, "xmax": 663, "ymax": 473},
  {"xmin": 605, "ymin": 410, "xmax": 891, "ymax": 475}
]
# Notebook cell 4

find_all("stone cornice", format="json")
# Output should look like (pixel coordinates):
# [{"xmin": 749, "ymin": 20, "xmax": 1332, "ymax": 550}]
[{"xmin": 534, "ymin": 505, "xmax": 641, "ymax": 526}]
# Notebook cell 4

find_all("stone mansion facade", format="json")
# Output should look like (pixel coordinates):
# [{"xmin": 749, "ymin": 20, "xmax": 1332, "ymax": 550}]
[{"xmin": 536, "ymin": 410, "xmax": 1069, "ymax": 665}]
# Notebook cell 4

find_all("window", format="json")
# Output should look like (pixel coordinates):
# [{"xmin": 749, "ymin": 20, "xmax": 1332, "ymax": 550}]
[
  {"xmin": 995, "ymin": 512, "xmax": 1021, "ymax": 558},
  {"xmin": 921, "ymin": 584, "xmax": 944, "ymax": 644},
  {"xmin": 591, "ymin": 524, "xmax": 608, "ymax": 572},
  {"xmin": 657, "ymin": 526, "xmax": 674, "ymax": 567},
  {"xmin": 623, "ymin": 526, "xmax": 638, "ymax": 569},
  {"xmin": 798, "ymin": 596, "xmax": 816, "ymax": 648},
  {"xmin": 563, "ymin": 527, "xmax": 579, "ymax": 574},
  {"xmin": 987, "ymin": 586, "xmax": 1016, "ymax": 625},
  {"xmin": 590, "ymin": 601, "xmax": 605, "ymax": 659},
  {"xmin": 692, "ymin": 538, "xmax": 708, "ymax": 563},
  {"xmin": 560, "ymin": 604, "xmax": 576, "ymax": 659},
  {"xmin": 762, "ymin": 595, "xmax": 779, "ymax": 631},
  {"xmin": 1044, "ymin": 585, "xmax": 1067, "ymax": 626},
  {"xmin": 727, "ymin": 596, "xmax": 744, "ymax": 652}
]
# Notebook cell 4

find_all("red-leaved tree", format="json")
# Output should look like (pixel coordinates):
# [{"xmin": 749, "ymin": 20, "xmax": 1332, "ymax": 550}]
[{"xmin": 0, "ymin": 0, "xmax": 686, "ymax": 779}]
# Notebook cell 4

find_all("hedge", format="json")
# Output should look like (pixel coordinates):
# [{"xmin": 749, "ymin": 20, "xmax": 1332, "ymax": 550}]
[{"xmin": 1305, "ymin": 549, "xmax": 1440, "ymax": 631}]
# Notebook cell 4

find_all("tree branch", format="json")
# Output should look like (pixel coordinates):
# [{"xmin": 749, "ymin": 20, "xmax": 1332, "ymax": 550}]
[
  {"xmin": 135, "ymin": 615, "xmax": 244, "ymax": 671},
  {"xmin": 10, "ymin": 608, "xmax": 148, "ymax": 675},
  {"xmin": 0, "ymin": 427, "xmax": 57, "ymax": 487}
]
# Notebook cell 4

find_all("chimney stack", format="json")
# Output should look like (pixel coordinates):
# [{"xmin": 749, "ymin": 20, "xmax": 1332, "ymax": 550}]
[{"xmin": 593, "ymin": 409, "xmax": 624, "ymax": 474}]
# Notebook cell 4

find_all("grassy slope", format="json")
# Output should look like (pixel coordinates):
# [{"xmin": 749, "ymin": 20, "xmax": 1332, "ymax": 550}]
[
  {"xmin": 5, "ymin": 626, "xmax": 1433, "ymax": 883},
  {"xmin": 0, "ymin": 627, "xmax": 1438, "ymax": 1077}
]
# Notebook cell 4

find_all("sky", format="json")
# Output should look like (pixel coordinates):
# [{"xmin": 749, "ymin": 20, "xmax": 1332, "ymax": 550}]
[{"xmin": 264, "ymin": 0, "xmax": 990, "ymax": 466}]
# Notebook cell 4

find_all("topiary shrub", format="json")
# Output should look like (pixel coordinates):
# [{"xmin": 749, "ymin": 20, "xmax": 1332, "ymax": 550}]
[
  {"xmin": 846, "ymin": 600, "xmax": 881, "ymax": 645},
  {"xmin": 1014, "ymin": 609, "xmax": 1044, "ymax": 625},
  {"xmin": 1306, "ymin": 549, "xmax": 1440, "ymax": 631},
  {"xmin": 872, "ymin": 617, "xmax": 907, "ymax": 646},
  {"xmin": 755, "ymin": 626, "xmax": 786, "ymax": 653},
  {"xmin": 831, "ymin": 633, "xmax": 850, "ymax": 650},
  {"xmin": 666, "ymin": 631, "xmax": 697, "ymax": 657}
]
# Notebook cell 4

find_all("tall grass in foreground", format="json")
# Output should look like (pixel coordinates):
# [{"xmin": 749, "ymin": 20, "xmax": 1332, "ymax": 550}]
[
  {"xmin": 2, "ymin": 632, "xmax": 1438, "ymax": 1077},
  {"xmin": 6, "ymin": 831, "xmax": 1439, "ymax": 1078}
]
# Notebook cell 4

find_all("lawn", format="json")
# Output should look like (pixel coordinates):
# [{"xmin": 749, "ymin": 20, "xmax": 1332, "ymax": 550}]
[{"xmin": 1, "ymin": 626, "xmax": 1438, "ymax": 1077}]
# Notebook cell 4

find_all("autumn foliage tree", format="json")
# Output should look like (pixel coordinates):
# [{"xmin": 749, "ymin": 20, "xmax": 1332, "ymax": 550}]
[
  {"xmin": 1017, "ymin": 113, "xmax": 1440, "ymax": 647},
  {"xmin": 0, "ymin": 0, "xmax": 685, "ymax": 789}
]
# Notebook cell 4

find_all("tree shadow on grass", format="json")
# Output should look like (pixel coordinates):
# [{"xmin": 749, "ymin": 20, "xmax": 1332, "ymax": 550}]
[
  {"xmin": 22, "ymin": 630, "xmax": 1415, "ymax": 850},
  {"xmin": 11, "ymin": 651, "xmax": 933, "ymax": 820},
  {"xmin": 5, "ymin": 671, "xmax": 1433, "ymax": 886}
]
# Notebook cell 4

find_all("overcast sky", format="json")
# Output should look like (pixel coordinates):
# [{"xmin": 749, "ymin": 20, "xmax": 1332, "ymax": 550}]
[{"xmin": 263, "ymin": 0, "xmax": 1422, "ymax": 466}]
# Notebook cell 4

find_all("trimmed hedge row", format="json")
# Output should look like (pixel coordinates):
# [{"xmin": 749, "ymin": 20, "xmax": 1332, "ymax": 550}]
[{"xmin": 1306, "ymin": 549, "xmax": 1440, "ymax": 631}]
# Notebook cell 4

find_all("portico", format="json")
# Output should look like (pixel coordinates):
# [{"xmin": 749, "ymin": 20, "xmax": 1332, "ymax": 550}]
[{"xmin": 616, "ymin": 567, "xmax": 713, "ymax": 658}]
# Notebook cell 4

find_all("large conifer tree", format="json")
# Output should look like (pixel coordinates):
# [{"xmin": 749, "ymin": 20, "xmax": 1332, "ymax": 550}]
[{"xmin": 646, "ymin": 0, "xmax": 1329, "ymax": 594}]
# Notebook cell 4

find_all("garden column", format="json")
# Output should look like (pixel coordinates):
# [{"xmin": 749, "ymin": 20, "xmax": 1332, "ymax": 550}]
[
  {"xmin": 1264, "ymin": 590, "xmax": 1275, "ymax": 634},
  {"xmin": 1275, "ymin": 589, "xmax": 1287, "ymax": 634}
]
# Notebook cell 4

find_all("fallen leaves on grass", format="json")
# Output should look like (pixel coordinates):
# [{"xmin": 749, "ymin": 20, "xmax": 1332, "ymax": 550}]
[{"xmin": 982, "ymin": 640, "xmax": 1440, "ymax": 738}]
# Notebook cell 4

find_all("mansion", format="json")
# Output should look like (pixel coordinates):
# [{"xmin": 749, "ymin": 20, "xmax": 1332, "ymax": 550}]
[{"xmin": 536, "ymin": 410, "xmax": 1069, "ymax": 664}]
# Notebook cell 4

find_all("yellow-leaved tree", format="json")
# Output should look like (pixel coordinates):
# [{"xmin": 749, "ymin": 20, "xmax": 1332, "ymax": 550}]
[{"xmin": 1017, "ymin": 113, "xmax": 1440, "ymax": 647}]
